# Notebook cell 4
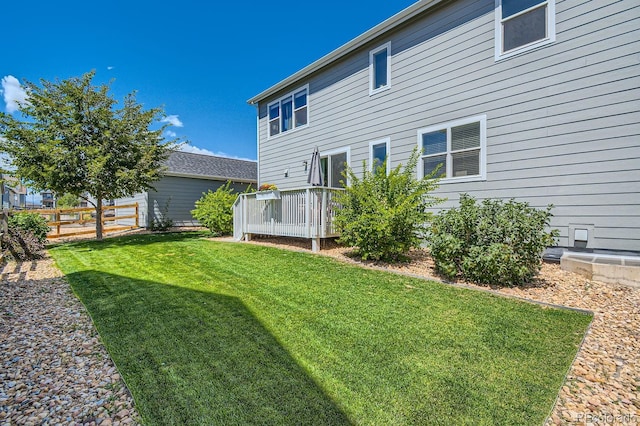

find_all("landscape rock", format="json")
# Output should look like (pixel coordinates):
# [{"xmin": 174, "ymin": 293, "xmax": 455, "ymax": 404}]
[{"xmin": 0, "ymin": 256, "xmax": 140, "ymax": 425}]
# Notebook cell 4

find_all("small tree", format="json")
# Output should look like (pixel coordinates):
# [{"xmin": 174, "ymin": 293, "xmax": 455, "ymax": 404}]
[
  {"xmin": 191, "ymin": 181, "xmax": 238, "ymax": 236},
  {"xmin": 334, "ymin": 148, "xmax": 443, "ymax": 261},
  {"xmin": 0, "ymin": 71, "xmax": 178, "ymax": 239},
  {"xmin": 56, "ymin": 193, "xmax": 80, "ymax": 209}
]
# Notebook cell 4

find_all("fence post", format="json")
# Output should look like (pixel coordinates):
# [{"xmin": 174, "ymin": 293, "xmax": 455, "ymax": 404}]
[
  {"xmin": 135, "ymin": 203, "xmax": 139, "ymax": 228},
  {"xmin": 55, "ymin": 209, "xmax": 61, "ymax": 237}
]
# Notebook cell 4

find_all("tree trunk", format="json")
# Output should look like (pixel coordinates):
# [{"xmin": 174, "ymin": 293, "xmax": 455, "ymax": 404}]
[{"xmin": 96, "ymin": 198, "xmax": 103, "ymax": 240}]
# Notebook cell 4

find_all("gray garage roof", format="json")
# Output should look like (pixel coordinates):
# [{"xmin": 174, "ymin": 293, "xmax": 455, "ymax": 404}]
[{"xmin": 166, "ymin": 151, "xmax": 257, "ymax": 183}]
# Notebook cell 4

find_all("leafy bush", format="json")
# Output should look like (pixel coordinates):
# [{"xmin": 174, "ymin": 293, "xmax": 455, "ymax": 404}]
[
  {"xmin": 429, "ymin": 194, "xmax": 558, "ymax": 286},
  {"xmin": 8, "ymin": 212, "xmax": 50, "ymax": 242},
  {"xmin": 150, "ymin": 198, "xmax": 174, "ymax": 231},
  {"xmin": 56, "ymin": 193, "xmax": 80, "ymax": 209},
  {"xmin": 334, "ymin": 148, "xmax": 443, "ymax": 261},
  {"xmin": 2, "ymin": 227, "xmax": 45, "ymax": 260},
  {"xmin": 191, "ymin": 181, "xmax": 237, "ymax": 236}
]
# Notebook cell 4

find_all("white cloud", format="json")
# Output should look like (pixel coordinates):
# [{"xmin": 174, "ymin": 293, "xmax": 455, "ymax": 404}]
[
  {"xmin": 107, "ymin": 66, "xmax": 115, "ymax": 70},
  {"xmin": 179, "ymin": 144, "xmax": 217, "ymax": 156},
  {"xmin": 165, "ymin": 130, "xmax": 177, "ymax": 138},
  {"xmin": 161, "ymin": 115, "xmax": 183, "ymax": 127},
  {"xmin": 1, "ymin": 75, "xmax": 28, "ymax": 114},
  {"xmin": 179, "ymin": 144, "xmax": 255, "ymax": 161}
]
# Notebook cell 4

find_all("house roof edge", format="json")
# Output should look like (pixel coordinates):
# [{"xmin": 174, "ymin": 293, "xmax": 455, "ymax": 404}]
[{"xmin": 246, "ymin": 0, "xmax": 443, "ymax": 105}]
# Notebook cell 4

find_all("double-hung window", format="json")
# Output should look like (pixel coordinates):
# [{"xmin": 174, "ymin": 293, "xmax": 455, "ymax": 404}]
[
  {"xmin": 268, "ymin": 86, "xmax": 308, "ymax": 138},
  {"xmin": 495, "ymin": 0, "xmax": 555, "ymax": 59},
  {"xmin": 418, "ymin": 115, "xmax": 486, "ymax": 182},
  {"xmin": 369, "ymin": 42, "xmax": 391, "ymax": 95}
]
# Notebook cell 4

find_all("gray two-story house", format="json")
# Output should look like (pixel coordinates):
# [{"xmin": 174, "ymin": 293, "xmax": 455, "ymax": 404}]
[{"xmin": 243, "ymin": 0, "xmax": 639, "ymax": 252}]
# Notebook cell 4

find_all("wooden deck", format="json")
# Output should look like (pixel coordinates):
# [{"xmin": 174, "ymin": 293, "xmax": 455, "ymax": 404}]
[{"xmin": 233, "ymin": 187, "xmax": 341, "ymax": 252}]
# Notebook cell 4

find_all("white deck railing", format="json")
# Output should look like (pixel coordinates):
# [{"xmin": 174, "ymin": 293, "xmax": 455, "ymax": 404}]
[{"xmin": 232, "ymin": 187, "xmax": 342, "ymax": 251}]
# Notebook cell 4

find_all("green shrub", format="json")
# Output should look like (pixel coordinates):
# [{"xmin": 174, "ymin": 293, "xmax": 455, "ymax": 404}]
[
  {"xmin": 8, "ymin": 212, "xmax": 50, "ymax": 243},
  {"xmin": 56, "ymin": 193, "xmax": 80, "ymax": 209},
  {"xmin": 191, "ymin": 182, "xmax": 237, "ymax": 236},
  {"xmin": 429, "ymin": 194, "xmax": 558, "ymax": 286},
  {"xmin": 334, "ymin": 148, "xmax": 443, "ymax": 261}
]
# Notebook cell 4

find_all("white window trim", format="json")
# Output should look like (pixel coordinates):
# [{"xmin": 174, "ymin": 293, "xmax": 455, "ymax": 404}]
[
  {"xmin": 369, "ymin": 137, "xmax": 391, "ymax": 174},
  {"xmin": 369, "ymin": 42, "xmax": 391, "ymax": 96},
  {"xmin": 321, "ymin": 146, "xmax": 351, "ymax": 188},
  {"xmin": 417, "ymin": 115, "xmax": 487, "ymax": 183},
  {"xmin": 494, "ymin": 0, "xmax": 556, "ymax": 61},
  {"xmin": 266, "ymin": 84, "xmax": 310, "ymax": 140}
]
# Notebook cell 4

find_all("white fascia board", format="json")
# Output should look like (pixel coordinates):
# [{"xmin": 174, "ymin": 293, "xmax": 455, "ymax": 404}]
[{"xmin": 246, "ymin": 0, "xmax": 444, "ymax": 105}]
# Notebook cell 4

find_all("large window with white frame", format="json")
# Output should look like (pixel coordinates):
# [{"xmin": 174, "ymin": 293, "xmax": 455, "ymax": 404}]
[
  {"xmin": 268, "ymin": 86, "xmax": 308, "ymax": 138},
  {"xmin": 417, "ymin": 115, "xmax": 486, "ymax": 182},
  {"xmin": 369, "ymin": 42, "xmax": 391, "ymax": 95},
  {"xmin": 320, "ymin": 148, "xmax": 350, "ymax": 188},
  {"xmin": 495, "ymin": 0, "xmax": 555, "ymax": 60},
  {"xmin": 369, "ymin": 137, "xmax": 390, "ymax": 174}
]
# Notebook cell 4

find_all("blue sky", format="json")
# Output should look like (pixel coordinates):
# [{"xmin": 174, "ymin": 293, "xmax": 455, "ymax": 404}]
[{"xmin": 2, "ymin": 0, "xmax": 417, "ymax": 161}]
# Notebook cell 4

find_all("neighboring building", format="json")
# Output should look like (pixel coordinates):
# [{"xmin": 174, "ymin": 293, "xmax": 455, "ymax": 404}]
[
  {"xmin": 247, "ymin": 0, "xmax": 640, "ymax": 252},
  {"xmin": 1, "ymin": 174, "xmax": 27, "ymax": 209},
  {"xmin": 115, "ymin": 151, "xmax": 257, "ymax": 227},
  {"xmin": 41, "ymin": 191, "xmax": 55, "ymax": 209}
]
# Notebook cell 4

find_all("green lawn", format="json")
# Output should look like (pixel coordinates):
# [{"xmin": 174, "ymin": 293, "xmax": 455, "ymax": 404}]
[{"xmin": 50, "ymin": 232, "xmax": 591, "ymax": 425}]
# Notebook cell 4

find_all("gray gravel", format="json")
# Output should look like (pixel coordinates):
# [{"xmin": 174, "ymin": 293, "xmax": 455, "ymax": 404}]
[{"xmin": 0, "ymin": 257, "xmax": 139, "ymax": 425}]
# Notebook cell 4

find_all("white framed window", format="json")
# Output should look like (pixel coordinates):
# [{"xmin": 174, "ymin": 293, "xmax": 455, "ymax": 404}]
[
  {"xmin": 369, "ymin": 137, "xmax": 390, "ymax": 174},
  {"xmin": 320, "ymin": 147, "xmax": 350, "ymax": 188},
  {"xmin": 268, "ymin": 85, "xmax": 309, "ymax": 138},
  {"xmin": 417, "ymin": 115, "xmax": 487, "ymax": 183},
  {"xmin": 369, "ymin": 42, "xmax": 391, "ymax": 95},
  {"xmin": 495, "ymin": 0, "xmax": 555, "ymax": 60}
]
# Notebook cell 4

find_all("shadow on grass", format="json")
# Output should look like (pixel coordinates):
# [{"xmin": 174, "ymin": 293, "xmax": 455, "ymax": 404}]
[{"xmin": 66, "ymin": 269, "xmax": 351, "ymax": 425}]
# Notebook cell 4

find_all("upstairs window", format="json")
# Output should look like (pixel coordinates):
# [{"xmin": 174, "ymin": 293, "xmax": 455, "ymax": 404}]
[
  {"xmin": 268, "ymin": 86, "xmax": 308, "ymax": 138},
  {"xmin": 495, "ymin": 0, "xmax": 555, "ymax": 59},
  {"xmin": 418, "ymin": 115, "xmax": 486, "ymax": 182},
  {"xmin": 369, "ymin": 42, "xmax": 391, "ymax": 95}
]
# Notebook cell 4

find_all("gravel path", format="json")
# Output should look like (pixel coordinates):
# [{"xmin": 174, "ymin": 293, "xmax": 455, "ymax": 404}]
[
  {"xmin": 0, "ymin": 256, "xmax": 139, "ymax": 426},
  {"xmin": 238, "ymin": 237, "xmax": 640, "ymax": 426}
]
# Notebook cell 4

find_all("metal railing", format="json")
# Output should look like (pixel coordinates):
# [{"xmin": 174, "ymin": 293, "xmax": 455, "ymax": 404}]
[{"xmin": 233, "ymin": 187, "xmax": 342, "ymax": 246}]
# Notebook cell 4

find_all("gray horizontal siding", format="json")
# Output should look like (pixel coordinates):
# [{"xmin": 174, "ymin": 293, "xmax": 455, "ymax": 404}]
[
  {"xmin": 115, "ymin": 192, "xmax": 148, "ymax": 227},
  {"xmin": 149, "ymin": 177, "xmax": 252, "ymax": 227},
  {"xmin": 256, "ymin": 0, "xmax": 640, "ymax": 251}
]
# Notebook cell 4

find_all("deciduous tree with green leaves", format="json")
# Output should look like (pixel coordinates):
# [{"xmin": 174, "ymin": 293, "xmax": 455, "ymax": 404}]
[
  {"xmin": 0, "ymin": 71, "xmax": 178, "ymax": 239},
  {"xmin": 56, "ymin": 193, "xmax": 80, "ymax": 209}
]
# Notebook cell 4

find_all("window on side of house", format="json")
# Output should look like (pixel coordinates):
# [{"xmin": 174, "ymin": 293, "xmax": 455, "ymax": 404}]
[
  {"xmin": 268, "ymin": 86, "xmax": 309, "ymax": 138},
  {"xmin": 369, "ymin": 138, "xmax": 390, "ymax": 174},
  {"xmin": 495, "ymin": 0, "xmax": 555, "ymax": 59},
  {"xmin": 320, "ymin": 149, "xmax": 349, "ymax": 188},
  {"xmin": 417, "ymin": 115, "xmax": 486, "ymax": 182},
  {"xmin": 369, "ymin": 42, "xmax": 391, "ymax": 95}
]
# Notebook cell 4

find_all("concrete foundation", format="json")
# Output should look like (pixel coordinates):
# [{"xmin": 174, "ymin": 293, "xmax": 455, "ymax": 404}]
[{"xmin": 561, "ymin": 252, "xmax": 640, "ymax": 288}]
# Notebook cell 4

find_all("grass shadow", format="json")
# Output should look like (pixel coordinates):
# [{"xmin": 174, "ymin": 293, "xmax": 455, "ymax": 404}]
[{"xmin": 65, "ymin": 269, "xmax": 351, "ymax": 425}]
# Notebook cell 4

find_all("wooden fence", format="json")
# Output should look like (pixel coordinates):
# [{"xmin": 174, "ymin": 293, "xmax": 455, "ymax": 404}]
[{"xmin": 29, "ymin": 203, "xmax": 139, "ymax": 239}]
